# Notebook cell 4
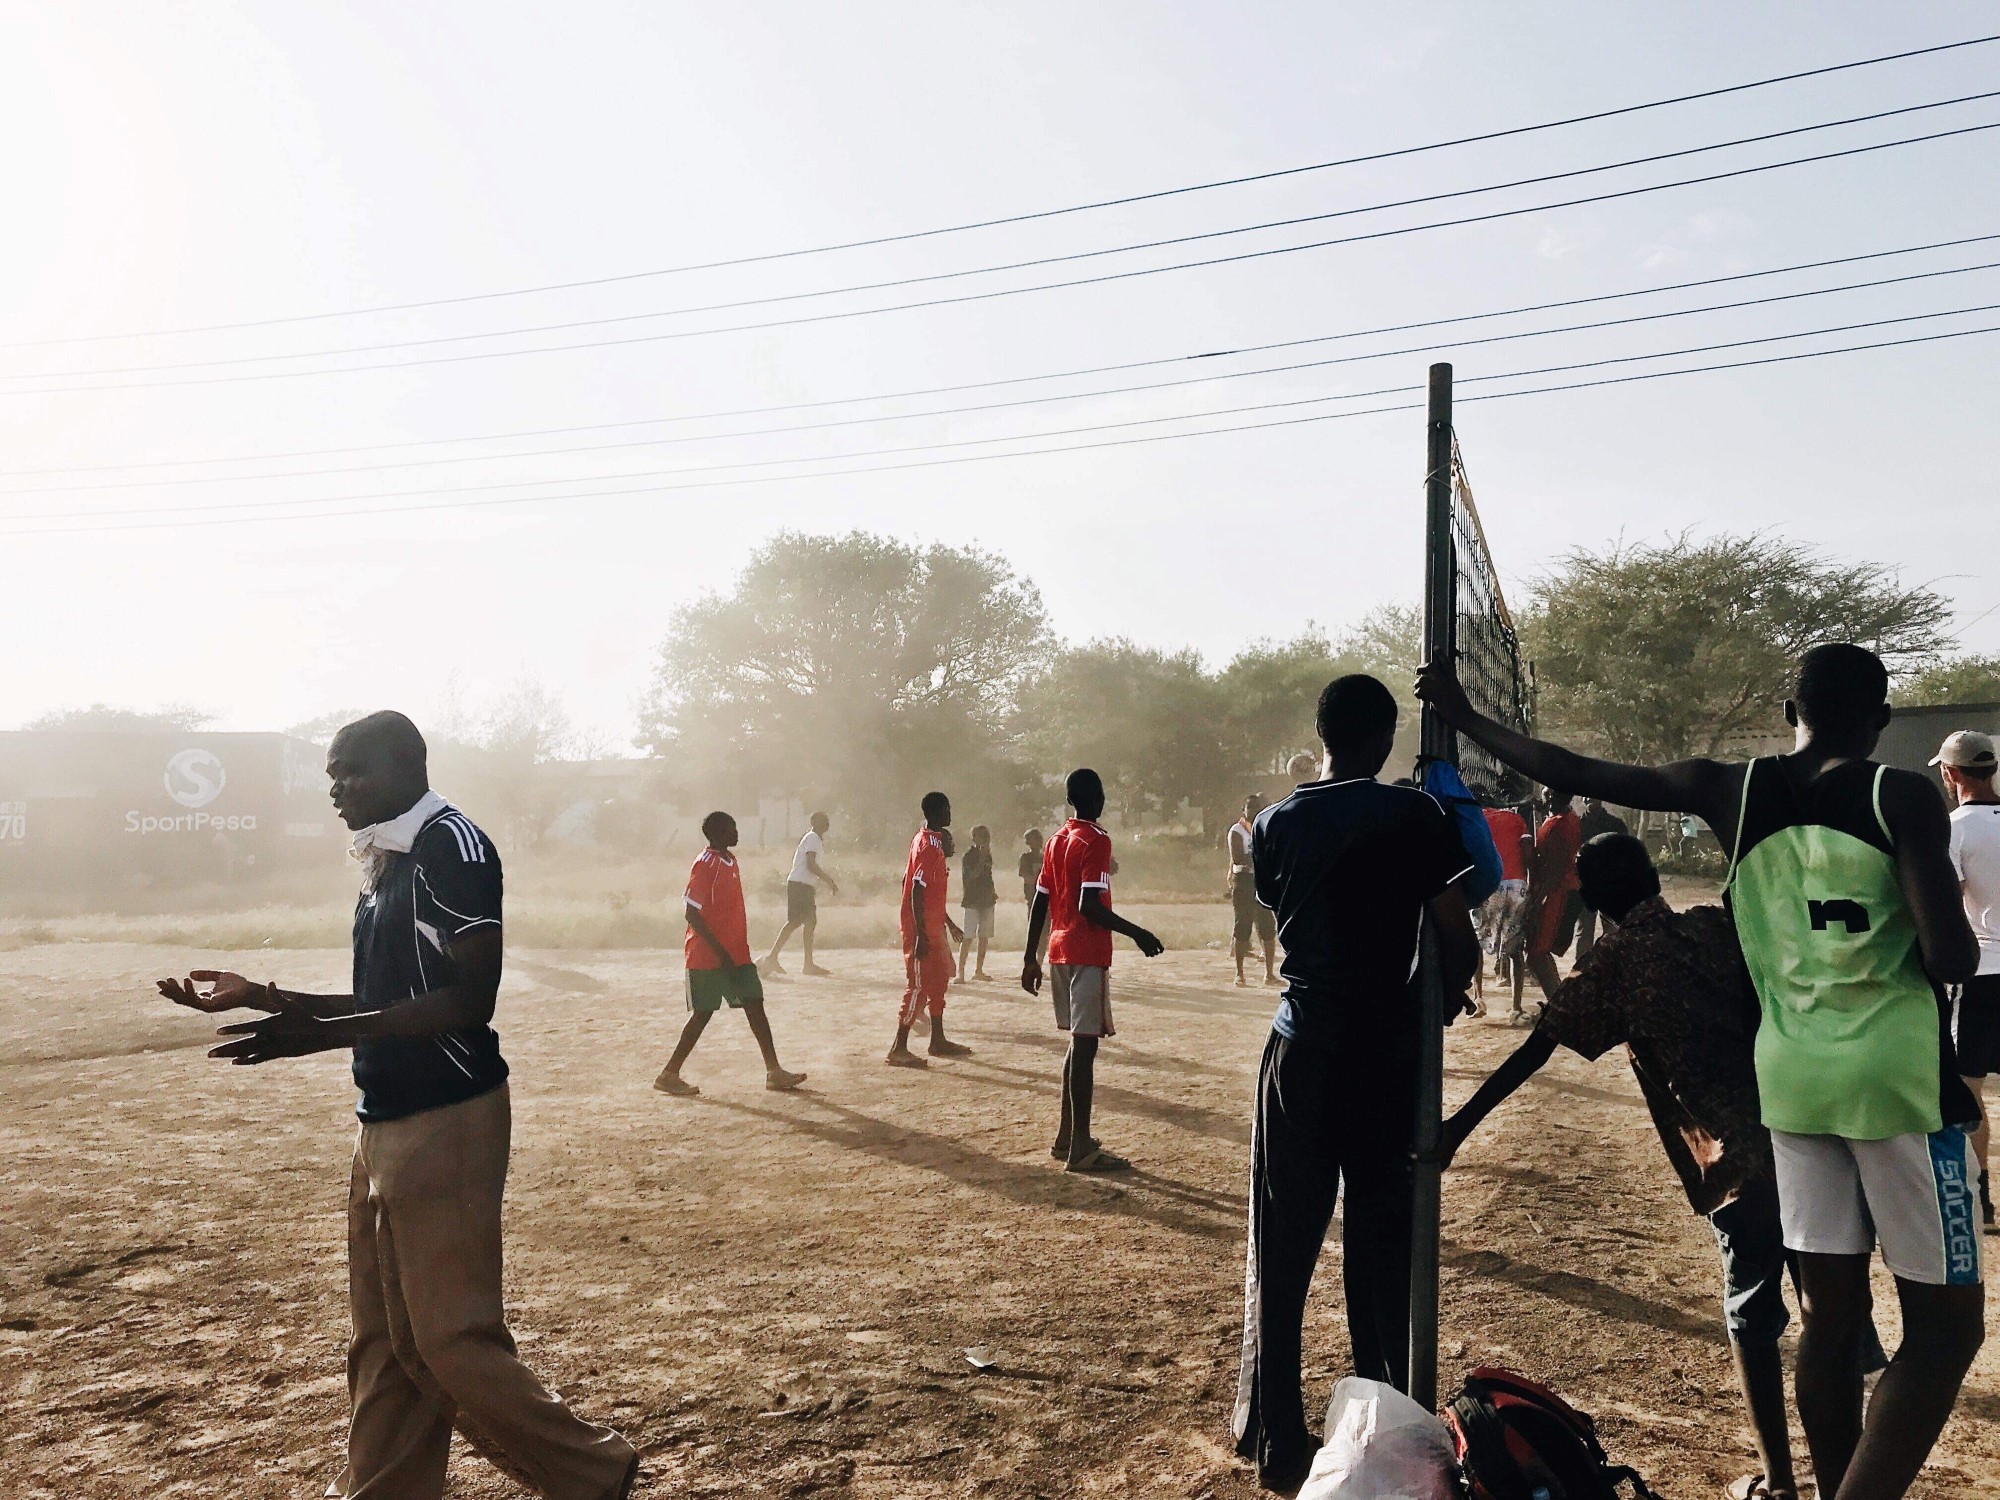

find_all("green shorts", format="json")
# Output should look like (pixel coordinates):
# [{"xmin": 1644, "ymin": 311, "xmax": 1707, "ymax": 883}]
[{"xmin": 686, "ymin": 963, "xmax": 764, "ymax": 1013}]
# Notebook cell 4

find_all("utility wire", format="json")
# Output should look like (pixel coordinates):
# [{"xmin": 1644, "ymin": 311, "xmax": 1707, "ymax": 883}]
[
  {"xmin": 8, "ymin": 231, "xmax": 1994, "ymax": 479},
  {"xmin": 12, "ymin": 93, "xmax": 2000, "ymax": 384},
  {"xmin": 8, "ymin": 33, "xmax": 1995, "ymax": 349},
  {"xmin": 12, "ymin": 305, "xmax": 1997, "ymax": 525},
  {"xmin": 8, "ymin": 258, "xmax": 1998, "ymax": 498},
  {"xmin": 7, "ymin": 322, "xmax": 1995, "ymax": 537}
]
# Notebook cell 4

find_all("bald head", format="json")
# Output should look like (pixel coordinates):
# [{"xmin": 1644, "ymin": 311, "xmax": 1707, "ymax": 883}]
[{"xmin": 327, "ymin": 711, "xmax": 431, "ymax": 830}]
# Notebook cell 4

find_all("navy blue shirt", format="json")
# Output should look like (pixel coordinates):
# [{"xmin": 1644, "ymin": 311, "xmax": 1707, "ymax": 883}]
[
  {"xmin": 350, "ymin": 805, "xmax": 509, "ymax": 1122},
  {"xmin": 1253, "ymin": 778, "xmax": 1473, "ymax": 1050}
]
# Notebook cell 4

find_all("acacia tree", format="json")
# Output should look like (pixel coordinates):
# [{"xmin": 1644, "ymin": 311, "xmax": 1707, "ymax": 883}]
[
  {"xmin": 1524, "ymin": 533, "xmax": 1952, "ymax": 762},
  {"xmin": 1016, "ymin": 639, "xmax": 1230, "ymax": 826},
  {"xmin": 1900, "ymin": 654, "xmax": 2000, "ymax": 706},
  {"xmin": 638, "ymin": 531, "xmax": 1052, "ymax": 837}
]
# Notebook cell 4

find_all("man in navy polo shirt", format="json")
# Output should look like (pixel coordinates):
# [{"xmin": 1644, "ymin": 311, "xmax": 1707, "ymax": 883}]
[{"xmin": 160, "ymin": 711, "xmax": 636, "ymax": 1500}]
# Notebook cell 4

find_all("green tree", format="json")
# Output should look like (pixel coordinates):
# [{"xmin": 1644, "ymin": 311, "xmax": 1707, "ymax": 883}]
[
  {"xmin": 1016, "ymin": 640, "xmax": 1230, "ymax": 825},
  {"xmin": 638, "ymin": 531, "xmax": 1052, "ymax": 837},
  {"xmin": 1524, "ymin": 534, "xmax": 1952, "ymax": 762},
  {"xmin": 1900, "ymin": 654, "xmax": 2000, "ymax": 706},
  {"xmin": 1217, "ymin": 626, "xmax": 1352, "ymax": 776}
]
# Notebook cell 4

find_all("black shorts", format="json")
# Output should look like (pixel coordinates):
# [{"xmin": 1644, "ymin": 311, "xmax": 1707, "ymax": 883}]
[
  {"xmin": 1956, "ymin": 973, "xmax": 2000, "ymax": 1078},
  {"xmin": 1232, "ymin": 870, "xmax": 1275, "ymax": 947},
  {"xmin": 786, "ymin": 880, "xmax": 817, "ymax": 924}
]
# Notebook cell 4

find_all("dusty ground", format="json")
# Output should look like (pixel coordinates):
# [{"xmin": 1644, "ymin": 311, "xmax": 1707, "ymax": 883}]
[{"xmin": 3, "ymin": 930, "xmax": 1997, "ymax": 1498}]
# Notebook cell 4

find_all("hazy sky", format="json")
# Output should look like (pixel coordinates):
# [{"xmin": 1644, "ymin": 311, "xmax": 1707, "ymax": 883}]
[{"xmin": 3, "ymin": 3, "xmax": 1996, "ymax": 748}]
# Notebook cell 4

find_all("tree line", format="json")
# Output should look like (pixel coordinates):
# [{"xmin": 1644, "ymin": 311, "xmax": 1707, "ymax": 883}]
[
  {"xmin": 638, "ymin": 529, "xmax": 1982, "ymax": 842},
  {"xmin": 24, "ymin": 528, "xmax": 1994, "ymax": 848}
]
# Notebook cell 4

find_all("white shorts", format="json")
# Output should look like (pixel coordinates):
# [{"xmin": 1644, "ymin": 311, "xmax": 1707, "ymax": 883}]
[
  {"xmin": 1771, "ymin": 1126, "xmax": 1982, "ymax": 1286},
  {"xmin": 960, "ymin": 905, "xmax": 994, "ymax": 941},
  {"xmin": 1050, "ymin": 964, "xmax": 1113, "ymax": 1038}
]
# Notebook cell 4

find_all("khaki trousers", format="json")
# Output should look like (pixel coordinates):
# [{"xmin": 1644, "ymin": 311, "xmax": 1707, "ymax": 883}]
[{"xmin": 338, "ymin": 1084, "xmax": 635, "ymax": 1500}]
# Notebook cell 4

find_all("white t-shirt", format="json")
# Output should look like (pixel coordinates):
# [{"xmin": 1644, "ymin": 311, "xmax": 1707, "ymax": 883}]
[
  {"xmin": 788, "ymin": 829, "xmax": 824, "ymax": 885},
  {"xmin": 1949, "ymin": 801, "xmax": 2000, "ymax": 975}
]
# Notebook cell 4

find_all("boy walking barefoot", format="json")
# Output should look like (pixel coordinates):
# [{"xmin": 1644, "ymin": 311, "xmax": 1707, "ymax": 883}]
[
  {"xmin": 1022, "ymin": 769, "xmax": 1164, "ymax": 1171},
  {"xmin": 887, "ymin": 791, "xmax": 970, "ymax": 1066},
  {"xmin": 654, "ymin": 811, "xmax": 806, "ymax": 1097}
]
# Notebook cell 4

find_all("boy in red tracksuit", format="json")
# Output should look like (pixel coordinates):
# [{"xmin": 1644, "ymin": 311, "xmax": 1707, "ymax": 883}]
[{"xmin": 887, "ymin": 791, "xmax": 968, "ymax": 1067}]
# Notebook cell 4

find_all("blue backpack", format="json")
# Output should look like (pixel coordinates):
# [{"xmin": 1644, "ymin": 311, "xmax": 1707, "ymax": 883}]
[{"xmin": 1422, "ymin": 759, "xmax": 1503, "ymax": 906}]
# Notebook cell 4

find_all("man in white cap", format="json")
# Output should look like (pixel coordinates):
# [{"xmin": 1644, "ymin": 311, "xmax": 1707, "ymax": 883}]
[{"xmin": 1937, "ymin": 728, "xmax": 2000, "ymax": 1233}]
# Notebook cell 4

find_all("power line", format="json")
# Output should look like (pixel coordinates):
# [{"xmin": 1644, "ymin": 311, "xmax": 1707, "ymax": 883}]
[
  {"xmin": 11, "ymin": 306, "xmax": 1997, "ymax": 526},
  {"xmin": 13, "ymin": 94, "xmax": 2000, "ymax": 386},
  {"xmin": 10, "ymin": 257, "xmax": 1999, "ymax": 498},
  {"xmin": 7, "ymin": 321, "xmax": 1995, "ymax": 538},
  {"xmin": 8, "ymin": 231, "xmax": 1994, "ymax": 479},
  {"xmin": 9, "ymin": 33, "xmax": 1995, "ymax": 349}
]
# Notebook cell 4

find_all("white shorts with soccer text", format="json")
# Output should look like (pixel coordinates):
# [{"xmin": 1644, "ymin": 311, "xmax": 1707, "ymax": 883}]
[{"xmin": 1771, "ymin": 1126, "xmax": 1982, "ymax": 1286}]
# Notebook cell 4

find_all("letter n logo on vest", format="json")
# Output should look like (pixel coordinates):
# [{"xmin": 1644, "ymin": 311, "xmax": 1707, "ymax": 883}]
[{"xmin": 1807, "ymin": 898, "xmax": 1871, "ymax": 933}]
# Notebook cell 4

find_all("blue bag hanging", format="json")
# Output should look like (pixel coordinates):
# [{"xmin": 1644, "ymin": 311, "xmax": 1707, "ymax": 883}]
[{"xmin": 1422, "ymin": 759, "xmax": 1503, "ymax": 905}]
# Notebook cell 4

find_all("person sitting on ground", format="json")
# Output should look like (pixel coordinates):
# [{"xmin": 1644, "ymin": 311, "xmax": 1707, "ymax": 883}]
[
  {"xmin": 1938, "ymin": 729, "xmax": 2000, "ymax": 1234},
  {"xmin": 1437, "ymin": 831, "xmax": 1885, "ymax": 1500},
  {"xmin": 1229, "ymin": 793, "xmax": 1278, "ymax": 988},
  {"xmin": 958, "ymin": 823, "xmax": 999, "ymax": 981},
  {"xmin": 654, "ymin": 811, "xmax": 807, "ymax": 1097},
  {"xmin": 1418, "ymin": 643, "xmax": 1983, "ymax": 1500},
  {"xmin": 763, "ymin": 811, "xmax": 838, "ymax": 977},
  {"xmin": 887, "ymin": 792, "xmax": 968, "ymax": 1066},
  {"xmin": 1022, "ymin": 768, "xmax": 1164, "ymax": 1173},
  {"xmin": 1231, "ymin": 675, "xmax": 1479, "ymax": 1496}
]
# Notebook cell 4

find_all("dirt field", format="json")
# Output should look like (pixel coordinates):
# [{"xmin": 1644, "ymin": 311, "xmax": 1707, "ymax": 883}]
[{"xmin": 4, "ymin": 933, "xmax": 1997, "ymax": 1498}]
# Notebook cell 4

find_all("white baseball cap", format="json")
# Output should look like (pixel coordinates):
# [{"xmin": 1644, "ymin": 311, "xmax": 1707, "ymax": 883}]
[{"xmin": 1930, "ymin": 729, "xmax": 1998, "ymax": 772}]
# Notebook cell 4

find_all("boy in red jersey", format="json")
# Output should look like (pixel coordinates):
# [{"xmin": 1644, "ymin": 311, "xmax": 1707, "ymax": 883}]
[
  {"xmin": 654, "ymin": 810, "xmax": 807, "ymax": 1097},
  {"xmin": 1022, "ymin": 769, "xmax": 1164, "ymax": 1171},
  {"xmin": 887, "ymin": 791, "xmax": 969, "ymax": 1067}
]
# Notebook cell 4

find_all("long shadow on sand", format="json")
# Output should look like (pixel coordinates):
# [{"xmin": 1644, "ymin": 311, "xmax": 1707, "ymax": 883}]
[
  {"xmin": 1445, "ymin": 1247, "xmax": 1717, "ymax": 1340},
  {"xmin": 938, "ymin": 1052, "xmax": 1252, "ymax": 1150},
  {"xmin": 702, "ymin": 1093, "xmax": 1241, "ymax": 1241}
]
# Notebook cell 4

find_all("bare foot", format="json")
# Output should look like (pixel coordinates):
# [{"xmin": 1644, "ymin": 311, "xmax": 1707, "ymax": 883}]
[
  {"xmin": 652, "ymin": 1069, "xmax": 699, "ymax": 1097},
  {"xmin": 1235, "ymin": 976, "xmax": 1249, "ymax": 988},
  {"xmin": 928, "ymin": 1038, "xmax": 972, "ymax": 1058},
  {"xmin": 761, "ymin": 959, "xmax": 787, "ymax": 976},
  {"xmin": 1052, "ymin": 1134, "xmax": 1099, "ymax": 1160},
  {"xmin": 885, "ymin": 1049, "xmax": 928, "ymax": 1069},
  {"xmin": 802, "ymin": 963, "xmax": 833, "ymax": 977},
  {"xmin": 765, "ymin": 1068, "xmax": 807, "ymax": 1092}
]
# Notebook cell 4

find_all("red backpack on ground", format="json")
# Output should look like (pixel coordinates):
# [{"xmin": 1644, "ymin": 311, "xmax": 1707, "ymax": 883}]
[{"xmin": 1444, "ymin": 1368, "xmax": 1660, "ymax": 1500}]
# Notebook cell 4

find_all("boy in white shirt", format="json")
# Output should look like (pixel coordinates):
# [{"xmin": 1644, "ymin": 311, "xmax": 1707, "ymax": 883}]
[
  {"xmin": 764, "ymin": 811, "xmax": 839, "ymax": 977},
  {"xmin": 1938, "ymin": 729, "xmax": 2000, "ymax": 1232}
]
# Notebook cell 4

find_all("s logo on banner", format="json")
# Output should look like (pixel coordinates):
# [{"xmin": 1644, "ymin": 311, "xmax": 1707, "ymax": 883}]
[{"xmin": 164, "ymin": 749, "xmax": 228, "ymax": 809}]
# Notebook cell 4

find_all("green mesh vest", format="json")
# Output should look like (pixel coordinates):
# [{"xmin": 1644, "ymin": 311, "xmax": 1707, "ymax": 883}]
[{"xmin": 1724, "ymin": 756, "xmax": 1944, "ymax": 1139}]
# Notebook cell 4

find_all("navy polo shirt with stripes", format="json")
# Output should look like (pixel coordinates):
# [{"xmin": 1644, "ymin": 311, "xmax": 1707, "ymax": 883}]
[{"xmin": 350, "ymin": 805, "xmax": 509, "ymax": 1122}]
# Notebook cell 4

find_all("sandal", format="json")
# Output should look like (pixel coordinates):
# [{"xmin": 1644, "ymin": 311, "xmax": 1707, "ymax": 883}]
[
  {"xmin": 1064, "ymin": 1146, "xmax": 1132, "ymax": 1174},
  {"xmin": 1726, "ymin": 1475, "xmax": 1797, "ymax": 1500}
]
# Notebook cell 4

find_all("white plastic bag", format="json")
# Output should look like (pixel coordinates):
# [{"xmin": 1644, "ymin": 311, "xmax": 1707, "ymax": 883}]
[{"xmin": 1296, "ymin": 1376, "xmax": 1461, "ymax": 1500}]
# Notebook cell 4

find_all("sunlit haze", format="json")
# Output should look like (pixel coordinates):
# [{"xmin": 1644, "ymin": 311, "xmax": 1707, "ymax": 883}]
[{"xmin": 4, "ymin": 2, "xmax": 1997, "ymax": 747}]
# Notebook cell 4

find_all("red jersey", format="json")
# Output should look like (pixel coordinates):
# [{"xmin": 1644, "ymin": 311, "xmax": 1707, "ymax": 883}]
[
  {"xmin": 1484, "ymin": 808, "xmax": 1530, "ymax": 882},
  {"xmin": 901, "ymin": 826, "xmax": 950, "ymax": 949},
  {"xmin": 1038, "ymin": 817, "xmax": 1115, "ymax": 968},
  {"xmin": 684, "ymin": 847, "xmax": 750, "ymax": 969},
  {"xmin": 1535, "ymin": 810, "xmax": 1584, "ymax": 894}
]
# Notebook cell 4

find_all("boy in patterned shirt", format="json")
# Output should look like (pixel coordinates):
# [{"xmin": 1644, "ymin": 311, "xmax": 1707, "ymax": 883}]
[
  {"xmin": 1022, "ymin": 769, "xmax": 1163, "ymax": 1171},
  {"xmin": 654, "ymin": 810, "xmax": 806, "ymax": 1096}
]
